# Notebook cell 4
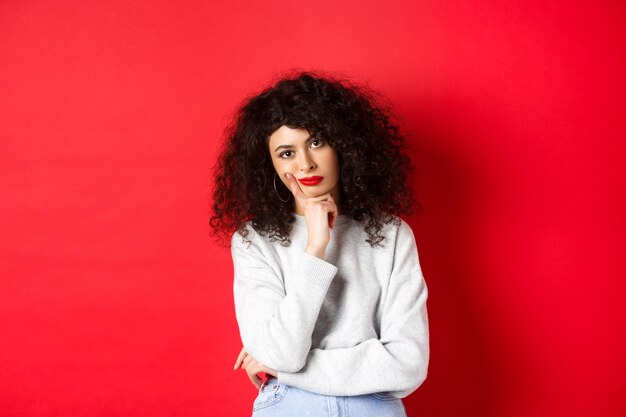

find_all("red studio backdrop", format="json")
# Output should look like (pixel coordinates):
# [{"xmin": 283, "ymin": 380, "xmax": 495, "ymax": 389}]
[{"xmin": 1, "ymin": 1, "xmax": 624, "ymax": 416}]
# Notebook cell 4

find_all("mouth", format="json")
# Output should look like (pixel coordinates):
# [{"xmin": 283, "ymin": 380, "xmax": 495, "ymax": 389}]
[{"xmin": 298, "ymin": 176, "xmax": 324, "ymax": 186}]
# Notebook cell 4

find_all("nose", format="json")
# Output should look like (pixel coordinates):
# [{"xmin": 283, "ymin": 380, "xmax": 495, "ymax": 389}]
[{"xmin": 298, "ymin": 151, "xmax": 316, "ymax": 172}]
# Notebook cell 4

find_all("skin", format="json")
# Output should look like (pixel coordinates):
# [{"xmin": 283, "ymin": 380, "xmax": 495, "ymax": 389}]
[
  {"xmin": 269, "ymin": 125, "xmax": 341, "ymax": 258},
  {"xmin": 233, "ymin": 126, "xmax": 342, "ymax": 389}
]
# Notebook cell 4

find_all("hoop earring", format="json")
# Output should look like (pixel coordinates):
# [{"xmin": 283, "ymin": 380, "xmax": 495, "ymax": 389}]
[{"xmin": 273, "ymin": 173, "xmax": 291, "ymax": 203}]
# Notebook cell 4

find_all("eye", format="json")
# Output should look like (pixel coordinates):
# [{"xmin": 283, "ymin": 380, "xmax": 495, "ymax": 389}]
[
  {"xmin": 311, "ymin": 139, "xmax": 324, "ymax": 148},
  {"xmin": 279, "ymin": 150, "xmax": 293, "ymax": 159}
]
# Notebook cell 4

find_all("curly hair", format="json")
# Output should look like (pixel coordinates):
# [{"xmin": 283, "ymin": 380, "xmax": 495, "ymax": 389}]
[{"xmin": 209, "ymin": 69, "xmax": 420, "ymax": 248}]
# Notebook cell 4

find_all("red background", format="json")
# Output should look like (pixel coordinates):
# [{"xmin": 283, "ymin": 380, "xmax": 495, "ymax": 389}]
[{"xmin": 1, "ymin": 1, "xmax": 625, "ymax": 416}]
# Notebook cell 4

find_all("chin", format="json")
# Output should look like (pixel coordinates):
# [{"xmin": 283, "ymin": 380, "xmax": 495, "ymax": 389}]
[{"xmin": 305, "ymin": 189, "xmax": 325, "ymax": 199}]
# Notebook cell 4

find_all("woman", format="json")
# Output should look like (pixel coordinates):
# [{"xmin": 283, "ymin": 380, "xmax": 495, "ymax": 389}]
[{"xmin": 209, "ymin": 70, "xmax": 429, "ymax": 417}]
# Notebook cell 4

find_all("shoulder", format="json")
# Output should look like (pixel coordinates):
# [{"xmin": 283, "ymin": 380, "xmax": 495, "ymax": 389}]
[
  {"xmin": 376, "ymin": 213, "xmax": 415, "ymax": 243},
  {"xmin": 370, "ymin": 214, "xmax": 417, "ymax": 258},
  {"xmin": 346, "ymin": 212, "xmax": 415, "ymax": 250},
  {"xmin": 230, "ymin": 220, "xmax": 292, "ymax": 253},
  {"xmin": 396, "ymin": 217, "xmax": 416, "ymax": 242},
  {"xmin": 230, "ymin": 221, "xmax": 261, "ymax": 251}
]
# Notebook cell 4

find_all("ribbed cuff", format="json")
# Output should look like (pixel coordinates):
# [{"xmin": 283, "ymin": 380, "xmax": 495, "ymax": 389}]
[
  {"xmin": 277, "ymin": 369, "xmax": 304, "ymax": 387},
  {"xmin": 299, "ymin": 252, "xmax": 338, "ymax": 288}
]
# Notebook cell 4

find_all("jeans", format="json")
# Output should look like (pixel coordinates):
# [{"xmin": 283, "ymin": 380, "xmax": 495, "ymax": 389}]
[{"xmin": 251, "ymin": 376, "xmax": 408, "ymax": 417}]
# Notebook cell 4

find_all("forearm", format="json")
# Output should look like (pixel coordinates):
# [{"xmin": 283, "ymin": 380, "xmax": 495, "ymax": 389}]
[
  {"xmin": 279, "ymin": 240, "xmax": 430, "ymax": 399},
  {"xmin": 277, "ymin": 334, "xmax": 429, "ymax": 398},
  {"xmin": 235, "ymin": 252, "xmax": 338, "ymax": 372},
  {"xmin": 240, "ymin": 281, "xmax": 329, "ymax": 372}
]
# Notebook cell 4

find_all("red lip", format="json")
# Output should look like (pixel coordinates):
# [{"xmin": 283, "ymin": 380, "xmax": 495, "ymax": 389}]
[{"xmin": 298, "ymin": 176, "xmax": 323, "ymax": 186}]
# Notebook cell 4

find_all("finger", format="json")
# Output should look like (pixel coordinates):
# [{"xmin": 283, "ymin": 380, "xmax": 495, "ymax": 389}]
[
  {"xmin": 242, "ymin": 354, "xmax": 253, "ymax": 370},
  {"xmin": 320, "ymin": 201, "xmax": 338, "ymax": 229},
  {"xmin": 319, "ymin": 200, "xmax": 339, "ymax": 217},
  {"xmin": 253, "ymin": 375, "xmax": 263, "ymax": 390},
  {"xmin": 248, "ymin": 362, "xmax": 265, "ymax": 390},
  {"xmin": 246, "ymin": 367, "xmax": 263, "ymax": 390},
  {"xmin": 284, "ymin": 173, "xmax": 307, "ymax": 202},
  {"xmin": 306, "ymin": 192, "xmax": 335, "ymax": 202},
  {"xmin": 234, "ymin": 347, "xmax": 247, "ymax": 370}
]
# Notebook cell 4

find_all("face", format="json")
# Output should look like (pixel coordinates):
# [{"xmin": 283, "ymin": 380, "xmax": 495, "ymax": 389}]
[{"xmin": 268, "ymin": 125, "xmax": 341, "ymax": 213}]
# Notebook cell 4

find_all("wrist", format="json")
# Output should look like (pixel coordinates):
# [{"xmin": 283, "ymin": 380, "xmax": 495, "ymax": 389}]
[{"xmin": 305, "ymin": 245, "xmax": 326, "ymax": 260}]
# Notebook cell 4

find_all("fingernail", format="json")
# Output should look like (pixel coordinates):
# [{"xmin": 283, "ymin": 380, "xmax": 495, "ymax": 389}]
[{"xmin": 285, "ymin": 173, "xmax": 291, "ymax": 179}]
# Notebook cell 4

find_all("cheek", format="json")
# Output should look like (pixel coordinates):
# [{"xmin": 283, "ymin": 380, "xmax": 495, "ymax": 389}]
[
  {"xmin": 270, "ymin": 158, "xmax": 283, "ymax": 172},
  {"xmin": 271, "ymin": 161, "xmax": 290, "ymax": 183},
  {"xmin": 327, "ymin": 155, "xmax": 340, "ymax": 176}
]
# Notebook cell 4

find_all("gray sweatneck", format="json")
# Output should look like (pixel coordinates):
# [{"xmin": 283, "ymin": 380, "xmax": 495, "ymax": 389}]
[{"xmin": 231, "ymin": 212, "xmax": 429, "ymax": 398}]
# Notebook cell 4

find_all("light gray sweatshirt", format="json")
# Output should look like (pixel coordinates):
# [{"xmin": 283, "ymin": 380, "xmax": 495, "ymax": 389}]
[{"xmin": 231, "ymin": 212, "xmax": 429, "ymax": 398}]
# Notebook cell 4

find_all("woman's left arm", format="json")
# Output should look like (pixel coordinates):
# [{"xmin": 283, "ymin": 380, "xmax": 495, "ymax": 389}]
[{"xmin": 276, "ymin": 221, "xmax": 430, "ymax": 398}]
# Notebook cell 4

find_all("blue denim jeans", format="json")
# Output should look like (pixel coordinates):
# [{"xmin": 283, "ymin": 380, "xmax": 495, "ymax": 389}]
[{"xmin": 251, "ymin": 376, "xmax": 408, "ymax": 417}]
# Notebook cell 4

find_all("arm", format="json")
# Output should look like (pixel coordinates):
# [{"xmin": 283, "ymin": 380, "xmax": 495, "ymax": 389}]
[
  {"xmin": 277, "ymin": 221, "xmax": 429, "ymax": 398},
  {"xmin": 231, "ymin": 229, "xmax": 339, "ymax": 373}
]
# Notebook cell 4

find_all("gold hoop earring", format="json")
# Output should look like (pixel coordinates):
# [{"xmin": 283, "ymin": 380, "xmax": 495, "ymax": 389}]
[{"xmin": 273, "ymin": 173, "xmax": 291, "ymax": 203}]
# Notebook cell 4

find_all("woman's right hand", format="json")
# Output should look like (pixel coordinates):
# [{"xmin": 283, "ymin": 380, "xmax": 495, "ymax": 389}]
[{"xmin": 284, "ymin": 172, "xmax": 338, "ymax": 258}]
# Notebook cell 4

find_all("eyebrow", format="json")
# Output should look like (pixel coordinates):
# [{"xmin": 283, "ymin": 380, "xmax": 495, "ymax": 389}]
[{"xmin": 273, "ymin": 135, "xmax": 314, "ymax": 152}]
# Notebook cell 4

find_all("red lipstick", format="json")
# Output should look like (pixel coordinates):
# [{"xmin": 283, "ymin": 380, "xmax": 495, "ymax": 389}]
[{"xmin": 298, "ymin": 176, "xmax": 323, "ymax": 186}]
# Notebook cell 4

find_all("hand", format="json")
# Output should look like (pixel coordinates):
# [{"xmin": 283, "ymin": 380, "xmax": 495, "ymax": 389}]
[
  {"xmin": 284, "ymin": 172, "xmax": 338, "ymax": 252},
  {"xmin": 234, "ymin": 347, "xmax": 278, "ymax": 390}
]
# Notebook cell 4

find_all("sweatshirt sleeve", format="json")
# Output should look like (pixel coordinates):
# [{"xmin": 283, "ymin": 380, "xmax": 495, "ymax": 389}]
[
  {"xmin": 231, "ymin": 228, "xmax": 339, "ymax": 373},
  {"xmin": 277, "ymin": 220, "xmax": 429, "ymax": 398}
]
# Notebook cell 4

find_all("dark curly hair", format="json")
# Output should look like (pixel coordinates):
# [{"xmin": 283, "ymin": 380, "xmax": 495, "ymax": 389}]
[{"xmin": 209, "ymin": 69, "xmax": 419, "ymax": 248}]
